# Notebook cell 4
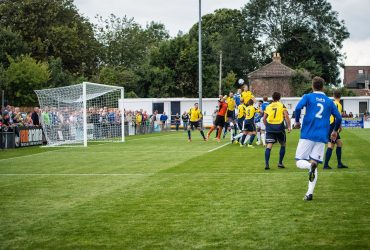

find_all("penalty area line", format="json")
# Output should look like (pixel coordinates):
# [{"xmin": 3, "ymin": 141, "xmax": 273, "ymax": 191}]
[{"xmin": 208, "ymin": 142, "xmax": 230, "ymax": 153}]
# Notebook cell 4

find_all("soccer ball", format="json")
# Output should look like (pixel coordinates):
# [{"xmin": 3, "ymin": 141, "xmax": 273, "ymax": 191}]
[{"xmin": 238, "ymin": 79, "xmax": 245, "ymax": 85}]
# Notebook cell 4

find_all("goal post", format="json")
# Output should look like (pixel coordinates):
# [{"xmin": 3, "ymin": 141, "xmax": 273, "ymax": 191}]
[{"xmin": 35, "ymin": 82, "xmax": 125, "ymax": 147}]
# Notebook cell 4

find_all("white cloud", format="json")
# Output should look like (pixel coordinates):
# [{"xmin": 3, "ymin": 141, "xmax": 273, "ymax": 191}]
[{"xmin": 343, "ymin": 38, "xmax": 370, "ymax": 65}]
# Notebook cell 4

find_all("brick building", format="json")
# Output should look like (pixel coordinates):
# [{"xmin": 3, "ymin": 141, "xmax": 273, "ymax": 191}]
[
  {"xmin": 343, "ymin": 66, "xmax": 370, "ymax": 96},
  {"xmin": 248, "ymin": 53, "xmax": 296, "ymax": 97}
]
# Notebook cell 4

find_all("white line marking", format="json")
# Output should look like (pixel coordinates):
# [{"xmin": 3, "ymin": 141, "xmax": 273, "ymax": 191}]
[
  {"xmin": 0, "ymin": 171, "xmax": 365, "ymax": 177},
  {"xmin": 208, "ymin": 142, "xmax": 230, "ymax": 152}
]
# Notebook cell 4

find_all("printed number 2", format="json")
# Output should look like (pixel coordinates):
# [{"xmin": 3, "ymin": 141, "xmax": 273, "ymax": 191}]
[{"xmin": 316, "ymin": 103, "xmax": 324, "ymax": 119}]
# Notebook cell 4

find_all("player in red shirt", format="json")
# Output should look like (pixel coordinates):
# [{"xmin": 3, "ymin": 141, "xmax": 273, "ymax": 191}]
[{"xmin": 207, "ymin": 95, "xmax": 228, "ymax": 142}]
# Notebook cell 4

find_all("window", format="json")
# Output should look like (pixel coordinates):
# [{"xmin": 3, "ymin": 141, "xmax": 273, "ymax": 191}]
[
  {"xmin": 359, "ymin": 102, "xmax": 367, "ymax": 115},
  {"xmin": 358, "ymin": 69, "xmax": 364, "ymax": 74},
  {"xmin": 152, "ymin": 103, "xmax": 164, "ymax": 114}
]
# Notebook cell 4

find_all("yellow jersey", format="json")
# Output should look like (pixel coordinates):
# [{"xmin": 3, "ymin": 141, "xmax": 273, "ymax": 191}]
[
  {"xmin": 226, "ymin": 97, "xmax": 236, "ymax": 111},
  {"xmin": 136, "ymin": 114, "xmax": 142, "ymax": 124},
  {"xmin": 245, "ymin": 105, "xmax": 256, "ymax": 120},
  {"xmin": 237, "ymin": 104, "xmax": 245, "ymax": 119},
  {"xmin": 189, "ymin": 107, "xmax": 202, "ymax": 122},
  {"xmin": 265, "ymin": 101, "xmax": 287, "ymax": 125},
  {"xmin": 241, "ymin": 90, "xmax": 254, "ymax": 104},
  {"xmin": 330, "ymin": 100, "xmax": 342, "ymax": 124}
]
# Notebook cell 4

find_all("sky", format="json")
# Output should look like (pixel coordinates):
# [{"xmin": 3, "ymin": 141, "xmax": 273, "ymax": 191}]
[{"xmin": 75, "ymin": 0, "xmax": 370, "ymax": 68}]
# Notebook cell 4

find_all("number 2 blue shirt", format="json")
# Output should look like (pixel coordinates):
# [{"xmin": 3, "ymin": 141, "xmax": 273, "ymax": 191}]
[{"xmin": 295, "ymin": 91, "xmax": 342, "ymax": 143}]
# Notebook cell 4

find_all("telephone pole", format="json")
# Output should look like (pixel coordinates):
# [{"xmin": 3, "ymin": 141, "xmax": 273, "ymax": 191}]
[{"xmin": 219, "ymin": 51, "xmax": 222, "ymax": 96}]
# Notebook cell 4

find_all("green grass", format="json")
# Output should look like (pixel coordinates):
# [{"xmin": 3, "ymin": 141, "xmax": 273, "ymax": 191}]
[{"xmin": 0, "ymin": 129, "xmax": 369, "ymax": 249}]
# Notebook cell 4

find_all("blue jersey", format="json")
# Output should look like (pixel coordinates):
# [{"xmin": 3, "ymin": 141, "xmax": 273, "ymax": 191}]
[
  {"xmin": 295, "ymin": 91, "xmax": 342, "ymax": 143},
  {"xmin": 261, "ymin": 102, "xmax": 269, "ymax": 112},
  {"xmin": 234, "ymin": 94, "xmax": 241, "ymax": 106}
]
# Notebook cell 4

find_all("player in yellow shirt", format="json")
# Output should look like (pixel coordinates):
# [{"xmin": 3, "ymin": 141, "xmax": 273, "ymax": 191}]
[
  {"xmin": 263, "ymin": 92, "xmax": 291, "ymax": 170},
  {"xmin": 223, "ymin": 91, "xmax": 237, "ymax": 139},
  {"xmin": 187, "ymin": 103, "xmax": 207, "ymax": 142},
  {"xmin": 241, "ymin": 85, "xmax": 255, "ymax": 105},
  {"xmin": 323, "ymin": 91, "xmax": 348, "ymax": 169},
  {"xmin": 231, "ymin": 98, "xmax": 245, "ymax": 144},
  {"xmin": 240, "ymin": 99, "xmax": 257, "ymax": 148}
]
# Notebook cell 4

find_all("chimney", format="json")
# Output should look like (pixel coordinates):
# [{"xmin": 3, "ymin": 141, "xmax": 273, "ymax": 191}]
[{"xmin": 272, "ymin": 52, "xmax": 281, "ymax": 63}]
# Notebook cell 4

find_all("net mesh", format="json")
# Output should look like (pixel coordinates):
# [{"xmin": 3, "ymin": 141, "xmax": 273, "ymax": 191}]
[{"xmin": 35, "ymin": 82, "xmax": 124, "ymax": 146}]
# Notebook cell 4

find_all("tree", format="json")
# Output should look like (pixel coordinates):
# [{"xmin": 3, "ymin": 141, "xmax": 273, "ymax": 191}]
[
  {"xmin": 0, "ymin": 0, "xmax": 100, "ymax": 75},
  {"xmin": 242, "ymin": 0, "xmax": 349, "ymax": 84},
  {"xmin": 3, "ymin": 55, "xmax": 50, "ymax": 106},
  {"xmin": 0, "ymin": 27, "xmax": 28, "ymax": 67},
  {"xmin": 95, "ymin": 15, "xmax": 169, "ymax": 69}
]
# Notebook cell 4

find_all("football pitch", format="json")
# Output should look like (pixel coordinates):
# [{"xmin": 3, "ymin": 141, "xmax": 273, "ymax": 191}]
[{"xmin": 0, "ymin": 129, "xmax": 369, "ymax": 249}]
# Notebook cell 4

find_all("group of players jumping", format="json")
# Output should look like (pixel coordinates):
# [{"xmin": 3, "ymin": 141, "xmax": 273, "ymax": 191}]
[{"xmin": 186, "ymin": 76, "xmax": 348, "ymax": 201}]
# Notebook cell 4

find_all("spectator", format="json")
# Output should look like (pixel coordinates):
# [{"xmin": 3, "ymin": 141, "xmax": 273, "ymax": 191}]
[
  {"xmin": 349, "ymin": 112, "xmax": 353, "ymax": 118},
  {"xmin": 136, "ymin": 111, "xmax": 142, "ymax": 134},
  {"xmin": 31, "ymin": 107, "xmax": 40, "ymax": 126},
  {"xmin": 12, "ymin": 107, "xmax": 23, "ymax": 124},
  {"xmin": 174, "ymin": 113, "xmax": 180, "ymax": 131},
  {"xmin": 160, "ymin": 112, "xmax": 168, "ymax": 130},
  {"xmin": 25, "ymin": 112, "xmax": 34, "ymax": 126},
  {"xmin": 1, "ymin": 110, "xmax": 11, "ymax": 129},
  {"xmin": 181, "ymin": 111, "xmax": 189, "ymax": 131}
]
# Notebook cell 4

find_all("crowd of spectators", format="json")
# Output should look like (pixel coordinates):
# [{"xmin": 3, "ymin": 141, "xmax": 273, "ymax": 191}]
[{"xmin": 0, "ymin": 105, "xmax": 40, "ymax": 131}]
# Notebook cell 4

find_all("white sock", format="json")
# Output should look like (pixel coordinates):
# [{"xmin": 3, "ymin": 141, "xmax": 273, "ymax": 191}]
[
  {"xmin": 233, "ymin": 133, "xmax": 243, "ymax": 140},
  {"xmin": 307, "ymin": 168, "xmax": 318, "ymax": 195},
  {"xmin": 296, "ymin": 160, "xmax": 311, "ymax": 170},
  {"xmin": 261, "ymin": 133, "xmax": 266, "ymax": 145},
  {"xmin": 243, "ymin": 135, "xmax": 251, "ymax": 145},
  {"xmin": 257, "ymin": 132, "xmax": 261, "ymax": 143}
]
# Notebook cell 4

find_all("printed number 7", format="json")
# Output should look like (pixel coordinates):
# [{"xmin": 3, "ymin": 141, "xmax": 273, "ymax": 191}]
[
  {"xmin": 316, "ymin": 103, "xmax": 324, "ymax": 119},
  {"xmin": 272, "ymin": 108, "xmax": 277, "ymax": 118}
]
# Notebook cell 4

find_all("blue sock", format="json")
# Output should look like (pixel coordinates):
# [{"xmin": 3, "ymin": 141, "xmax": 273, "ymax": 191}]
[
  {"xmin": 249, "ymin": 134, "xmax": 255, "ymax": 145},
  {"xmin": 324, "ymin": 148, "xmax": 333, "ymax": 167},
  {"xmin": 336, "ymin": 147, "xmax": 342, "ymax": 166},
  {"xmin": 187, "ymin": 130, "xmax": 191, "ymax": 139},
  {"xmin": 265, "ymin": 148, "xmax": 271, "ymax": 167},
  {"xmin": 279, "ymin": 146, "xmax": 286, "ymax": 164}
]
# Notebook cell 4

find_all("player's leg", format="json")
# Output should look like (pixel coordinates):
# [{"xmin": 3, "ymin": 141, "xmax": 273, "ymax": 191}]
[
  {"xmin": 187, "ymin": 123, "xmax": 192, "ymax": 142},
  {"xmin": 323, "ymin": 142, "xmax": 334, "ymax": 169},
  {"xmin": 247, "ymin": 125, "xmax": 256, "ymax": 148},
  {"xmin": 256, "ymin": 126, "xmax": 261, "ymax": 145},
  {"xmin": 264, "ymin": 132, "xmax": 276, "ymax": 169},
  {"xmin": 196, "ymin": 123, "xmax": 206, "ymax": 141},
  {"xmin": 207, "ymin": 124, "xmax": 215, "ymax": 139},
  {"xmin": 336, "ymin": 137, "xmax": 348, "ymax": 168},
  {"xmin": 261, "ymin": 129, "xmax": 266, "ymax": 146},
  {"xmin": 277, "ymin": 131, "xmax": 286, "ymax": 168}
]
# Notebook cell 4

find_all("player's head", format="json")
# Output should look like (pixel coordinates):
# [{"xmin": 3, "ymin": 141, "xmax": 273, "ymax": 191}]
[
  {"xmin": 263, "ymin": 96, "xmax": 268, "ymax": 102},
  {"xmin": 272, "ymin": 92, "xmax": 281, "ymax": 101},
  {"xmin": 247, "ymin": 99, "xmax": 254, "ymax": 106},
  {"xmin": 194, "ymin": 103, "xmax": 198, "ymax": 109},
  {"xmin": 243, "ymin": 85, "xmax": 249, "ymax": 91},
  {"xmin": 258, "ymin": 100, "xmax": 263, "ymax": 106},
  {"xmin": 229, "ymin": 91, "xmax": 234, "ymax": 98},
  {"xmin": 333, "ymin": 90, "xmax": 341, "ymax": 99},
  {"xmin": 312, "ymin": 76, "xmax": 325, "ymax": 91},
  {"xmin": 237, "ymin": 89, "xmax": 242, "ymax": 94},
  {"xmin": 240, "ymin": 98, "xmax": 244, "ymax": 104}
]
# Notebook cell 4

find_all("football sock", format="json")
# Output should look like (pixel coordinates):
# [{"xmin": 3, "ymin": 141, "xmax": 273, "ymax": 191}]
[
  {"xmin": 307, "ymin": 168, "xmax": 318, "ymax": 195},
  {"xmin": 241, "ymin": 134, "xmax": 247, "ymax": 145},
  {"xmin": 234, "ymin": 133, "xmax": 243, "ymax": 140},
  {"xmin": 217, "ymin": 127, "xmax": 222, "ymax": 139},
  {"xmin": 243, "ymin": 135, "xmax": 251, "ymax": 145},
  {"xmin": 234, "ymin": 126, "xmax": 237, "ymax": 136},
  {"xmin": 257, "ymin": 132, "xmax": 261, "ymax": 143},
  {"xmin": 296, "ymin": 160, "xmax": 311, "ymax": 170},
  {"xmin": 279, "ymin": 146, "xmax": 286, "ymax": 164},
  {"xmin": 249, "ymin": 134, "xmax": 255, "ymax": 145},
  {"xmin": 207, "ymin": 126, "xmax": 215, "ymax": 137},
  {"xmin": 324, "ymin": 148, "xmax": 333, "ymax": 166},
  {"xmin": 200, "ymin": 130, "xmax": 206, "ymax": 139},
  {"xmin": 261, "ymin": 133, "xmax": 266, "ymax": 145},
  {"xmin": 265, "ymin": 148, "xmax": 271, "ymax": 166},
  {"xmin": 187, "ymin": 130, "xmax": 191, "ymax": 139},
  {"xmin": 215, "ymin": 128, "xmax": 219, "ymax": 138},
  {"xmin": 336, "ymin": 147, "xmax": 343, "ymax": 165}
]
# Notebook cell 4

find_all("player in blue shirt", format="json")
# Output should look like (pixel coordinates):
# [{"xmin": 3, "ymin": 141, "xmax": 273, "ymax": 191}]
[{"xmin": 294, "ymin": 76, "xmax": 342, "ymax": 201}]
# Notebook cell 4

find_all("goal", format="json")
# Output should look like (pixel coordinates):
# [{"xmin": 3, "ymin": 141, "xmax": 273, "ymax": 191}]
[{"xmin": 35, "ymin": 82, "xmax": 125, "ymax": 147}]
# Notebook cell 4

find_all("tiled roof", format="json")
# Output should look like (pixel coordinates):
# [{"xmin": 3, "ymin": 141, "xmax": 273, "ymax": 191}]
[{"xmin": 248, "ymin": 61, "xmax": 296, "ymax": 79}]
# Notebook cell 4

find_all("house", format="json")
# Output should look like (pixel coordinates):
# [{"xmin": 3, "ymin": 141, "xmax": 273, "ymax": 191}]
[
  {"xmin": 343, "ymin": 66, "xmax": 370, "ymax": 96},
  {"xmin": 248, "ymin": 53, "xmax": 296, "ymax": 97}
]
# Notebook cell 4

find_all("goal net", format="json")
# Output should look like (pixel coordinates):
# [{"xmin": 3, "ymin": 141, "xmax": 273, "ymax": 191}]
[{"xmin": 35, "ymin": 82, "xmax": 125, "ymax": 147}]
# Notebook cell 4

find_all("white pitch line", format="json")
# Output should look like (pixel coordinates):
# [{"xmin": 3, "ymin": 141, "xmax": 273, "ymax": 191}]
[
  {"xmin": 207, "ymin": 142, "xmax": 230, "ymax": 152},
  {"xmin": 0, "ymin": 173, "xmax": 154, "ymax": 176}
]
